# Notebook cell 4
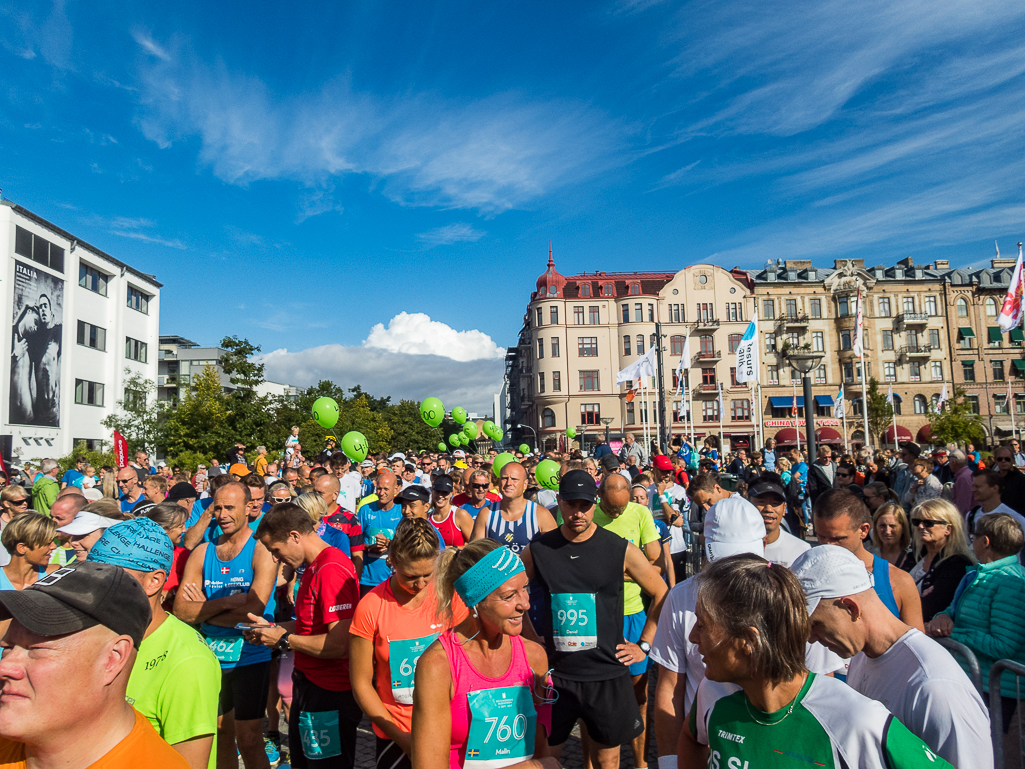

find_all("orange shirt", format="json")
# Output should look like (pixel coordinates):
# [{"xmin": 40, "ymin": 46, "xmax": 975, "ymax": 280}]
[
  {"xmin": 0, "ymin": 708, "xmax": 189, "ymax": 768},
  {"xmin": 350, "ymin": 579, "xmax": 468, "ymax": 737}
]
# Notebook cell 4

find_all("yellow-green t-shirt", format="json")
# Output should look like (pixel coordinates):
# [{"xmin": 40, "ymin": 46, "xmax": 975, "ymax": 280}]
[
  {"xmin": 592, "ymin": 501, "xmax": 660, "ymax": 615},
  {"xmin": 126, "ymin": 614, "xmax": 221, "ymax": 769}
]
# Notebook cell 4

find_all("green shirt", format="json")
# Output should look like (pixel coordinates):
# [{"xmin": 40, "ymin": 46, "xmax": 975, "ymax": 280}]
[
  {"xmin": 127, "ymin": 614, "xmax": 221, "ymax": 769},
  {"xmin": 593, "ymin": 501, "xmax": 659, "ymax": 616},
  {"xmin": 691, "ymin": 673, "xmax": 953, "ymax": 769}
]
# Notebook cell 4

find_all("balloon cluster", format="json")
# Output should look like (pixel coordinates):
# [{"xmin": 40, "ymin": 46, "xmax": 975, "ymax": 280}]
[
  {"xmin": 309, "ymin": 397, "xmax": 368, "ymax": 462},
  {"xmin": 417, "ymin": 397, "xmax": 505, "ymax": 445}
]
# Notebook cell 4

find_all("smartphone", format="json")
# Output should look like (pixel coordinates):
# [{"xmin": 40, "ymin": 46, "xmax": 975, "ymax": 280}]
[{"xmin": 235, "ymin": 622, "xmax": 274, "ymax": 630}]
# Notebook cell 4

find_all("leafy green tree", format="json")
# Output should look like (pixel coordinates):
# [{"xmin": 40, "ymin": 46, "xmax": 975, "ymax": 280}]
[
  {"xmin": 383, "ymin": 399, "xmax": 442, "ymax": 452},
  {"xmin": 219, "ymin": 336, "xmax": 276, "ymax": 449},
  {"xmin": 928, "ymin": 387, "xmax": 986, "ymax": 447},
  {"xmin": 162, "ymin": 366, "xmax": 232, "ymax": 457},
  {"xmin": 865, "ymin": 378, "xmax": 894, "ymax": 445},
  {"xmin": 348, "ymin": 385, "xmax": 391, "ymax": 412},
  {"xmin": 338, "ymin": 394, "xmax": 393, "ymax": 454},
  {"xmin": 56, "ymin": 442, "xmax": 116, "ymax": 474},
  {"xmin": 101, "ymin": 369, "xmax": 166, "ymax": 455}
]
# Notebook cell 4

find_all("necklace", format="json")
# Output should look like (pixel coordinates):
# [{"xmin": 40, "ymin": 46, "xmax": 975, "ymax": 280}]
[{"xmin": 744, "ymin": 694, "xmax": 798, "ymax": 726}]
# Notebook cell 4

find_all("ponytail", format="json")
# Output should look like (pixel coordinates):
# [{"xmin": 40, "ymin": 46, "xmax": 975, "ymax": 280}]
[{"xmin": 389, "ymin": 517, "xmax": 440, "ymax": 568}]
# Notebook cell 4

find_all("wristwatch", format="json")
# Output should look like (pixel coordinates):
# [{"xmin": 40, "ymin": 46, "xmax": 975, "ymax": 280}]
[
  {"xmin": 277, "ymin": 632, "xmax": 291, "ymax": 651},
  {"xmin": 637, "ymin": 640, "xmax": 651, "ymax": 655}
]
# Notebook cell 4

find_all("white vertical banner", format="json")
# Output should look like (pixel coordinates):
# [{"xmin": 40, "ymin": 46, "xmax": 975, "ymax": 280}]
[{"xmin": 735, "ymin": 316, "xmax": 759, "ymax": 383}]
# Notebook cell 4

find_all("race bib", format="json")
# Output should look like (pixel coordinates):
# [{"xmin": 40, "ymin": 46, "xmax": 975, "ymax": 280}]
[
  {"xmin": 550, "ymin": 593, "xmax": 597, "ymax": 652},
  {"xmin": 204, "ymin": 635, "xmax": 243, "ymax": 663},
  {"xmin": 298, "ymin": 710, "xmax": 341, "ymax": 759},
  {"xmin": 366, "ymin": 527, "xmax": 395, "ymax": 544},
  {"xmin": 465, "ymin": 686, "xmax": 536, "ymax": 769},
  {"xmin": 388, "ymin": 633, "xmax": 438, "ymax": 705}
]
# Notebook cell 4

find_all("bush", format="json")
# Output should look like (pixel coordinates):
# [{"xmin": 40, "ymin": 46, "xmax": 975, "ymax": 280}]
[
  {"xmin": 56, "ymin": 442, "xmax": 117, "ymax": 474},
  {"xmin": 166, "ymin": 451, "xmax": 216, "ymax": 475}
]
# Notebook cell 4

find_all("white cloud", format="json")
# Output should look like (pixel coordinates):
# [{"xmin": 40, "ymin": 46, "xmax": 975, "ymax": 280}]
[
  {"xmin": 363, "ymin": 312, "xmax": 505, "ymax": 362},
  {"xmin": 131, "ymin": 30, "xmax": 170, "ymax": 61},
  {"xmin": 87, "ymin": 215, "xmax": 187, "ymax": 250},
  {"xmin": 257, "ymin": 345, "xmax": 504, "ymax": 413},
  {"xmin": 416, "ymin": 223, "xmax": 485, "ymax": 247}
]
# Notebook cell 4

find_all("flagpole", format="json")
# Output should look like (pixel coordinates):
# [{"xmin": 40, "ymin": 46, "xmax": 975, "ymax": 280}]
[
  {"xmin": 794, "ymin": 380, "xmax": 801, "ymax": 453},
  {"xmin": 718, "ymin": 383, "xmax": 725, "ymax": 459},
  {"xmin": 842, "ymin": 406, "xmax": 849, "ymax": 455},
  {"xmin": 688, "ymin": 381, "xmax": 695, "ymax": 449},
  {"xmin": 755, "ymin": 383, "xmax": 762, "ymax": 452},
  {"xmin": 1010, "ymin": 383, "xmax": 1017, "ymax": 443}
]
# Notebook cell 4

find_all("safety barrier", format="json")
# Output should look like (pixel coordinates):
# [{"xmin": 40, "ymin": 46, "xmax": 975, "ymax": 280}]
[
  {"xmin": 935, "ymin": 637, "xmax": 984, "ymax": 696},
  {"xmin": 989, "ymin": 659, "xmax": 1025, "ymax": 769}
]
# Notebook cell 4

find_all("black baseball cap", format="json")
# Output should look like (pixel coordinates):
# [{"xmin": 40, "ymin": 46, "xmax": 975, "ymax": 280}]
[
  {"xmin": 167, "ymin": 481, "xmax": 199, "ymax": 501},
  {"xmin": 432, "ymin": 475, "xmax": 454, "ymax": 494},
  {"xmin": 599, "ymin": 454, "xmax": 621, "ymax": 471},
  {"xmin": 0, "ymin": 562, "xmax": 151, "ymax": 647},
  {"xmin": 396, "ymin": 485, "xmax": 431, "ymax": 503},
  {"xmin": 748, "ymin": 480, "xmax": 786, "ymax": 502},
  {"xmin": 559, "ymin": 469, "xmax": 598, "ymax": 503},
  {"xmin": 900, "ymin": 441, "xmax": 922, "ymax": 458}
]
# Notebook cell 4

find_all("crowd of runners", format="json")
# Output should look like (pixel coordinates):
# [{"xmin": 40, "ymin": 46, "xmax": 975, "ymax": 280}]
[{"xmin": 0, "ymin": 429, "xmax": 1021, "ymax": 768}]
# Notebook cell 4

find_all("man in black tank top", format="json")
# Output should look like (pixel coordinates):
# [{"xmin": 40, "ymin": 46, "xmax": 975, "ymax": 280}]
[{"xmin": 522, "ymin": 470, "xmax": 669, "ymax": 769}]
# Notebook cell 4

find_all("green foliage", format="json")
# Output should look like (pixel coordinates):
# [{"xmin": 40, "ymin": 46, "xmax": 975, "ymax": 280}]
[
  {"xmin": 928, "ymin": 387, "xmax": 986, "ymax": 447},
  {"xmin": 162, "ymin": 366, "xmax": 232, "ymax": 457},
  {"xmin": 57, "ymin": 441, "xmax": 117, "ymax": 474},
  {"xmin": 165, "ymin": 451, "xmax": 215, "ymax": 475},
  {"xmin": 218, "ymin": 336, "xmax": 276, "ymax": 449},
  {"xmin": 383, "ymin": 399, "xmax": 442, "ymax": 452},
  {"xmin": 101, "ymin": 369, "xmax": 166, "ymax": 455}
]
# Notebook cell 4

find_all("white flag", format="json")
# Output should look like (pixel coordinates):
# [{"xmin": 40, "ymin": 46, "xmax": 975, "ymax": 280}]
[
  {"xmin": 886, "ymin": 385, "xmax": 894, "ymax": 405},
  {"xmin": 673, "ymin": 338, "xmax": 689, "ymax": 397},
  {"xmin": 616, "ymin": 346, "xmax": 656, "ymax": 386},
  {"xmin": 833, "ymin": 386, "xmax": 845, "ymax": 419},
  {"xmin": 735, "ymin": 317, "xmax": 759, "ymax": 383},
  {"xmin": 937, "ymin": 383, "xmax": 949, "ymax": 410},
  {"xmin": 997, "ymin": 242, "xmax": 1025, "ymax": 332},
  {"xmin": 853, "ymin": 285, "xmax": 865, "ymax": 358},
  {"xmin": 717, "ymin": 382, "xmax": 724, "ymax": 419}
]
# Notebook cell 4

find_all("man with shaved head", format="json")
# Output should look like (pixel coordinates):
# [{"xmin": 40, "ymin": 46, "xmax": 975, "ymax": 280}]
[
  {"xmin": 48, "ymin": 493, "xmax": 89, "ymax": 566},
  {"xmin": 355, "ymin": 470, "xmax": 402, "ymax": 597},
  {"xmin": 313, "ymin": 472, "xmax": 364, "ymax": 578}
]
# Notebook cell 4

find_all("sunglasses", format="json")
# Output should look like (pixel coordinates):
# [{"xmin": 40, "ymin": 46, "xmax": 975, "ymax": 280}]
[
  {"xmin": 271, "ymin": 495, "xmax": 291, "ymax": 502},
  {"xmin": 911, "ymin": 518, "xmax": 946, "ymax": 528},
  {"xmin": 836, "ymin": 472, "xmax": 851, "ymax": 478},
  {"xmin": 997, "ymin": 457, "xmax": 1014, "ymax": 462},
  {"xmin": 8, "ymin": 499, "xmax": 28, "ymax": 506},
  {"xmin": 116, "ymin": 479, "xmax": 134, "ymax": 485},
  {"xmin": 470, "ymin": 483, "xmax": 490, "ymax": 490}
]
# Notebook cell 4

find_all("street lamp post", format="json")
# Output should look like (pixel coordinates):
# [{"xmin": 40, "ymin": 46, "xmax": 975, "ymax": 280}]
[
  {"xmin": 578, "ymin": 424, "xmax": 588, "ymax": 456},
  {"xmin": 517, "ymin": 423, "xmax": 538, "ymax": 452},
  {"xmin": 600, "ymin": 417, "xmax": 614, "ymax": 446},
  {"xmin": 785, "ymin": 350, "xmax": 826, "ymax": 464}
]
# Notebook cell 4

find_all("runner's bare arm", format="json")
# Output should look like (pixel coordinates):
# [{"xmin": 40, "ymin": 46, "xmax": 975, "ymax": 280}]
[
  {"xmin": 891, "ymin": 566, "xmax": 924, "ymax": 632},
  {"xmin": 520, "ymin": 545, "xmax": 536, "ymax": 581},
  {"xmin": 350, "ymin": 635, "xmax": 411, "ymax": 752},
  {"xmin": 182, "ymin": 507, "xmax": 214, "ymax": 551},
  {"xmin": 676, "ymin": 706, "xmax": 709, "ymax": 768},
  {"xmin": 623, "ymin": 542, "xmax": 669, "ymax": 641},
  {"xmin": 455, "ymin": 508, "xmax": 475, "ymax": 543},
  {"xmin": 535, "ymin": 505, "xmax": 558, "ymax": 534},
  {"xmin": 350, "ymin": 551, "xmax": 364, "ymax": 581},
  {"xmin": 172, "ymin": 543, "xmax": 243, "ymax": 624},
  {"xmin": 411, "ymin": 643, "xmax": 455, "ymax": 769},
  {"xmin": 523, "ymin": 640, "xmax": 552, "ymax": 759},
  {"xmin": 170, "ymin": 735, "xmax": 214, "ymax": 769},
  {"xmin": 469, "ymin": 506, "xmax": 490, "ymax": 541},
  {"xmin": 653, "ymin": 664, "xmax": 687, "ymax": 761}
]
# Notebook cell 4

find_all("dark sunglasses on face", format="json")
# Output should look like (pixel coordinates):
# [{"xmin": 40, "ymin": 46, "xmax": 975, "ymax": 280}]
[
  {"xmin": 911, "ymin": 518, "xmax": 946, "ymax": 528},
  {"xmin": 470, "ymin": 483, "xmax": 490, "ymax": 490},
  {"xmin": 997, "ymin": 457, "xmax": 1013, "ymax": 462},
  {"xmin": 9, "ymin": 499, "xmax": 28, "ymax": 506}
]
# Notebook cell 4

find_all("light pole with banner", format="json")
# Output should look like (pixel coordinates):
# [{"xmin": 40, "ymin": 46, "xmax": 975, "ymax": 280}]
[{"xmin": 785, "ymin": 349, "xmax": 825, "ymax": 464}]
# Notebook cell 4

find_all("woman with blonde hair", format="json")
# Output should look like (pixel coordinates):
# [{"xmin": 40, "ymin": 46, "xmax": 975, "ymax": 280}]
[
  {"xmin": 869, "ymin": 502, "xmax": 916, "ymax": 571},
  {"xmin": 0, "ymin": 512, "xmax": 58, "ymax": 589},
  {"xmin": 100, "ymin": 470, "xmax": 118, "ymax": 499},
  {"xmin": 294, "ymin": 490, "xmax": 354, "ymax": 557},
  {"xmin": 909, "ymin": 498, "xmax": 975, "ymax": 621}
]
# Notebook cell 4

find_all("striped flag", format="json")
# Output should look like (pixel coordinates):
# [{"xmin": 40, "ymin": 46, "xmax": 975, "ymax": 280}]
[
  {"xmin": 833, "ymin": 386, "xmax": 845, "ymax": 419},
  {"xmin": 998, "ymin": 242, "xmax": 1025, "ymax": 332}
]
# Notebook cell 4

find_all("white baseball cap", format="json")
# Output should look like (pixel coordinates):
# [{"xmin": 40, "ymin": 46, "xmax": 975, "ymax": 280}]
[
  {"xmin": 453, "ymin": 450, "xmax": 466, "ymax": 458},
  {"xmin": 704, "ymin": 496, "xmax": 767, "ymax": 562},
  {"xmin": 791, "ymin": 545, "xmax": 873, "ymax": 616},
  {"xmin": 359, "ymin": 459, "xmax": 374, "ymax": 468},
  {"xmin": 388, "ymin": 453, "xmax": 406, "ymax": 461},
  {"xmin": 58, "ymin": 512, "xmax": 118, "ymax": 537}
]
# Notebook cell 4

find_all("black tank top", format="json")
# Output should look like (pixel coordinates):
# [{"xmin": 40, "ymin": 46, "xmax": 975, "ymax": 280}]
[{"xmin": 530, "ymin": 525, "xmax": 628, "ymax": 682}]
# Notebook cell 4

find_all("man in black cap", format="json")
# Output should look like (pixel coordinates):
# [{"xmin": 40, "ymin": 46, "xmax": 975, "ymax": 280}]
[
  {"xmin": 0, "ymin": 562, "xmax": 188, "ymax": 767},
  {"xmin": 522, "ymin": 470, "xmax": 668, "ymax": 769},
  {"xmin": 167, "ymin": 481, "xmax": 199, "ymax": 513},
  {"xmin": 748, "ymin": 472, "xmax": 810, "ymax": 567}
]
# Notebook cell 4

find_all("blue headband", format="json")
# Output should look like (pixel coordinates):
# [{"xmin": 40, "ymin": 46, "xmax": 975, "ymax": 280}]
[
  {"xmin": 453, "ymin": 546, "xmax": 525, "ymax": 607},
  {"xmin": 87, "ymin": 518, "xmax": 174, "ymax": 574}
]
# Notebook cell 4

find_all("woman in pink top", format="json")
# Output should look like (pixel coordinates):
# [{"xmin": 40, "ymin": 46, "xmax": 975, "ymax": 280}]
[{"xmin": 411, "ymin": 540, "xmax": 558, "ymax": 769}]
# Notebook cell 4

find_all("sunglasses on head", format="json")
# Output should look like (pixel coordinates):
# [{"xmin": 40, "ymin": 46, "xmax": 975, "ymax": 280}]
[{"xmin": 911, "ymin": 518, "xmax": 946, "ymax": 528}]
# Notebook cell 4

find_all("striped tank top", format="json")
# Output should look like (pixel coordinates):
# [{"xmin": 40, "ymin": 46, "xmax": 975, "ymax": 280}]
[{"xmin": 485, "ymin": 500, "xmax": 540, "ymax": 554}]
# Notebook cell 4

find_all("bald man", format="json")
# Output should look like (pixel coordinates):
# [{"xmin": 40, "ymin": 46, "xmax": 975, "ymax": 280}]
[
  {"xmin": 313, "ymin": 473, "xmax": 364, "ymax": 578},
  {"xmin": 49, "ymin": 493, "xmax": 89, "ymax": 566},
  {"xmin": 355, "ymin": 470, "xmax": 401, "ymax": 596}
]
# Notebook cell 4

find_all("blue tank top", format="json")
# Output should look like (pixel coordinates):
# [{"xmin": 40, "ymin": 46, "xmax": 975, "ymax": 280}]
[
  {"xmin": 0, "ymin": 565, "xmax": 44, "ymax": 591},
  {"xmin": 871, "ymin": 554, "xmax": 900, "ymax": 618},
  {"xmin": 201, "ymin": 533, "xmax": 276, "ymax": 669},
  {"xmin": 485, "ymin": 500, "xmax": 540, "ymax": 554}
]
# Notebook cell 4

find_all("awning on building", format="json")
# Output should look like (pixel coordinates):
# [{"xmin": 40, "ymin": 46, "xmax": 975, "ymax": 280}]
[
  {"xmin": 958, "ymin": 327, "xmax": 975, "ymax": 339},
  {"xmin": 772, "ymin": 428, "xmax": 799, "ymax": 446},
  {"xmin": 883, "ymin": 425, "xmax": 914, "ymax": 443},
  {"xmin": 1013, "ymin": 360, "xmax": 1025, "ymax": 372},
  {"xmin": 989, "ymin": 327, "xmax": 1003, "ymax": 343},
  {"xmin": 1011, "ymin": 328, "xmax": 1025, "ymax": 343},
  {"xmin": 815, "ymin": 427, "xmax": 843, "ymax": 443},
  {"xmin": 815, "ymin": 395, "xmax": 834, "ymax": 406},
  {"xmin": 916, "ymin": 424, "xmax": 933, "ymax": 444},
  {"xmin": 769, "ymin": 396, "xmax": 803, "ymax": 408}
]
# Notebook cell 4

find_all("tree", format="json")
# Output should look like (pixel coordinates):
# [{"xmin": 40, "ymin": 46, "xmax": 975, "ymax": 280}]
[
  {"xmin": 383, "ymin": 399, "xmax": 442, "ymax": 452},
  {"xmin": 101, "ymin": 368, "xmax": 166, "ymax": 455},
  {"xmin": 928, "ymin": 387, "xmax": 986, "ymax": 447},
  {"xmin": 219, "ymin": 336, "xmax": 276, "ymax": 449},
  {"xmin": 865, "ymin": 378, "xmax": 894, "ymax": 446},
  {"xmin": 162, "ymin": 366, "xmax": 232, "ymax": 457}
]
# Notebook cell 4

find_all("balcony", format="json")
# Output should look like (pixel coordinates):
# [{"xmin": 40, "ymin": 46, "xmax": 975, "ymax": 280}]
[
  {"xmin": 695, "ymin": 383, "xmax": 719, "ymax": 396},
  {"xmin": 692, "ymin": 317, "xmax": 720, "ymax": 330},
  {"xmin": 897, "ymin": 312, "xmax": 929, "ymax": 327},
  {"xmin": 693, "ymin": 350, "xmax": 721, "ymax": 365},
  {"xmin": 899, "ymin": 344, "xmax": 934, "ymax": 359},
  {"xmin": 777, "ymin": 313, "xmax": 810, "ymax": 328}
]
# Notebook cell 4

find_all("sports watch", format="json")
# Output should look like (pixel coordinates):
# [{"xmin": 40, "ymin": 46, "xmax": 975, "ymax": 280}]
[{"xmin": 638, "ymin": 640, "xmax": 651, "ymax": 655}]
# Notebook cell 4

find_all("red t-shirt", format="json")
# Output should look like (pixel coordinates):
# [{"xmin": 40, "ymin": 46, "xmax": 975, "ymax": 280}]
[
  {"xmin": 294, "ymin": 547, "xmax": 359, "ymax": 691},
  {"xmin": 451, "ymin": 492, "xmax": 501, "ymax": 507}
]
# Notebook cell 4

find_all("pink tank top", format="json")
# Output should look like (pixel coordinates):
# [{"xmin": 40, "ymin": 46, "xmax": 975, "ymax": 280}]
[
  {"xmin": 438, "ymin": 630, "xmax": 538, "ymax": 768},
  {"xmin": 431, "ymin": 508, "xmax": 466, "ymax": 548}
]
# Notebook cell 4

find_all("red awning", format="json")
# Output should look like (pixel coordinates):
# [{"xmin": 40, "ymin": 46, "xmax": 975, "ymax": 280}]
[
  {"xmin": 815, "ymin": 427, "xmax": 844, "ymax": 443},
  {"xmin": 916, "ymin": 424, "xmax": 933, "ymax": 443},
  {"xmin": 773, "ymin": 428, "xmax": 799, "ymax": 446},
  {"xmin": 884, "ymin": 425, "xmax": 914, "ymax": 443}
]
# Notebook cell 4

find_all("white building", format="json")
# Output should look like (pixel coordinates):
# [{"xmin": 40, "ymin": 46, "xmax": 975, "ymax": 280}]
[{"xmin": 0, "ymin": 200, "xmax": 160, "ymax": 463}]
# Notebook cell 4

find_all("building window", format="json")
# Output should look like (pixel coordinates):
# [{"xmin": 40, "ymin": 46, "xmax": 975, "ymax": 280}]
[
  {"xmin": 15, "ymin": 226, "xmax": 64, "ymax": 273},
  {"xmin": 635, "ymin": 303, "xmax": 643, "ymax": 322},
  {"xmin": 812, "ymin": 331, "xmax": 824, "ymax": 352},
  {"xmin": 990, "ymin": 328, "xmax": 1002, "ymax": 348},
  {"xmin": 728, "ymin": 333, "xmax": 742, "ymax": 353},
  {"xmin": 809, "ymin": 298, "xmax": 822, "ymax": 318},
  {"xmin": 702, "ymin": 368, "xmax": 716, "ymax": 386},
  {"xmin": 699, "ymin": 335, "xmax": 714, "ymax": 355},
  {"xmin": 125, "ymin": 337, "xmax": 148, "ymax": 363},
  {"xmin": 785, "ymin": 299, "xmax": 797, "ymax": 318},
  {"xmin": 931, "ymin": 361, "xmax": 943, "ymax": 381},
  {"xmin": 909, "ymin": 362, "xmax": 921, "ymax": 382},
  {"xmin": 636, "ymin": 335, "xmax": 645, "ymax": 354},
  {"xmin": 629, "ymin": 284, "xmax": 640, "ymax": 295},
  {"xmin": 962, "ymin": 362, "xmax": 975, "ymax": 382},
  {"xmin": 537, "ymin": 339, "xmax": 544, "ymax": 359},
  {"xmin": 725, "ymin": 302, "xmax": 743, "ymax": 322},
  {"xmin": 553, "ymin": 371, "xmax": 561, "ymax": 391},
  {"xmin": 731, "ymin": 399, "xmax": 751, "ymax": 421},
  {"xmin": 623, "ymin": 335, "xmax": 631, "ymax": 356},
  {"xmin": 127, "ymin": 286, "xmax": 151, "ymax": 314},
  {"xmin": 580, "ymin": 283, "xmax": 592, "ymax": 297},
  {"xmin": 762, "ymin": 300, "xmax": 774, "ymax": 319},
  {"xmin": 536, "ymin": 307, "xmax": 543, "ymax": 327},
  {"xmin": 993, "ymin": 360, "xmax": 1005, "ymax": 381},
  {"xmin": 550, "ymin": 306, "xmax": 559, "ymax": 325},
  {"xmin": 581, "ymin": 403, "xmax": 600, "ymax": 425},
  {"xmin": 577, "ymin": 337, "xmax": 598, "ymax": 357},
  {"xmin": 76, "ymin": 321, "xmax": 106, "ymax": 351},
  {"xmin": 926, "ymin": 296, "xmax": 938, "ymax": 316},
  {"xmin": 669, "ymin": 304, "xmax": 683, "ymax": 323},
  {"xmin": 696, "ymin": 303, "xmax": 714, "ymax": 323},
  {"xmin": 1017, "ymin": 394, "xmax": 1025, "ymax": 415},
  {"xmin": 903, "ymin": 296, "xmax": 915, "ymax": 314},
  {"xmin": 959, "ymin": 330, "xmax": 973, "ymax": 349},
  {"xmin": 650, "ymin": 333, "xmax": 657, "ymax": 350},
  {"xmin": 767, "ymin": 365, "xmax": 779, "ymax": 385},
  {"xmin": 538, "ymin": 373, "xmax": 545, "ymax": 394},
  {"xmin": 995, "ymin": 395, "xmax": 1009, "ymax": 415},
  {"xmin": 841, "ymin": 331, "xmax": 852, "ymax": 350},
  {"xmin": 929, "ymin": 328, "xmax": 940, "ymax": 348},
  {"xmin": 730, "ymin": 367, "xmax": 738, "ymax": 386},
  {"xmin": 837, "ymin": 296, "xmax": 850, "ymax": 317},
  {"xmin": 648, "ymin": 304, "xmax": 655, "ymax": 322},
  {"xmin": 589, "ymin": 306, "xmax": 600, "ymax": 325},
  {"xmin": 957, "ymin": 298, "xmax": 968, "ymax": 317},
  {"xmin": 542, "ymin": 408, "xmax": 556, "ymax": 427},
  {"xmin": 74, "ymin": 379, "xmax": 104, "ymax": 406},
  {"xmin": 702, "ymin": 401, "xmax": 719, "ymax": 423},
  {"xmin": 985, "ymin": 297, "xmax": 998, "ymax": 317},
  {"xmin": 965, "ymin": 395, "xmax": 979, "ymax": 414},
  {"xmin": 843, "ymin": 362, "xmax": 854, "ymax": 382},
  {"xmin": 893, "ymin": 398, "xmax": 902, "ymax": 417},
  {"xmin": 881, "ymin": 330, "xmax": 893, "ymax": 350},
  {"xmin": 626, "ymin": 401, "xmax": 635, "ymax": 424},
  {"xmin": 765, "ymin": 333, "xmax": 777, "ymax": 353},
  {"xmin": 601, "ymin": 284, "xmax": 614, "ymax": 296},
  {"xmin": 878, "ymin": 297, "xmax": 891, "ymax": 317},
  {"xmin": 907, "ymin": 329, "xmax": 920, "ymax": 349},
  {"xmin": 787, "ymin": 332, "xmax": 800, "ymax": 348},
  {"xmin": 79, "ymin": 263, "xmax": 109, "ymax": 296},
  {"xmin": 574, "ymin": 306, "xmax": 584, "ymax": 324},
  {"xmin": 640, "ymin": 400, "xmax": 649, "ymax": 424},
  {"xmin": 670, "ymin": 335, "xmax": 684, "ymax": 355},
  {"xmin": 622, "ymin": 304, "xmax": 629, "ymax": 323},
  {"xmin": 579, "ymin": 371, "xmax": 600, "ymax": 391},
  {"xmin": 884, "ymin": 362, "xmax": 896, "ymax": 382},
  {"xmin": 551, "ymin": 337, "xmax": 560, "ymax": 357}
]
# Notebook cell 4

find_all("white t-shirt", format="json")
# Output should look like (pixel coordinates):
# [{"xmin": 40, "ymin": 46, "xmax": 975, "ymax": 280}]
[
  {"xmin": 337, "ymin": 470, "xmax": 363, "ymax": 513},
  {"xmin": 972, "ymin": 503, "xmax": 1025, "ymax": 535},
  {"xmin": 649, "ymin": 483, "xmax": 689, "ymax": 553},
  {"xmin": 847, "ymin": 628, "xmax": 992, "ymax": 769},
  {"xmin": 764, "ymin": 529, "xmax": 811, "ymax": 568}
]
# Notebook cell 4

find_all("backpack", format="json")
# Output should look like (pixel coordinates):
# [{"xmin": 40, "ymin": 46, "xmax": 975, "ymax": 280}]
[{"xmin": 786, "ymin": 474, "xmax": 805, "ymax": 503}]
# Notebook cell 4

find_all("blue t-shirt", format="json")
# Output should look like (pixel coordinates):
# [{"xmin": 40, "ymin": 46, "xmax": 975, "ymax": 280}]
[
  {"xmin": 356, "ymin": 501, "xmax": 403, "ymax": 588},
  {"xmin": 793, "ymin": 461, "xmax": 809, "ymax": 493},
  {"xmin": 61, "ymin": 469, "xmax": 83, "ymax": 487}
]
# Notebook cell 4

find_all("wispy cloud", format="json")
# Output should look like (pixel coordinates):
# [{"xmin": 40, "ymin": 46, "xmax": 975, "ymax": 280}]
[
  {"xmin": 92, "ymin": 215, "xmax": 187, "ymax": 249},
  {"xmin": 131, "ymin": 29, "xmax": 170, "ymax": 61},
  {"xmin": 416, "ymin": 223, "xmax": 485, "ymax": 247}
]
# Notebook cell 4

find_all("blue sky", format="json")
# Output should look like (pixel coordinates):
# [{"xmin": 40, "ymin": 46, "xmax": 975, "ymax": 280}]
[{"xmin": 2, "ymin": 0, "xmax": 1022, "ymax": 410}]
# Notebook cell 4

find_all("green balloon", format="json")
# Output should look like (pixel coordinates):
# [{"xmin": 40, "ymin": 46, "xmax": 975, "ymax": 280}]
[
  {"xmin": 340, "ymin": 431, "xmax": 368, "ymax": 462},
  {"xmin": 452, "ymin": 407, "xmax": 467, "ymax": 425},
  {"xmin": 311, "ymin": 397, "xmax": 339, "ymax": 429},
  {"xmin": 519, "ymin": 444, "xmax": 530, "ymax": 454},
  {"xmin": 448, "ymin": 433, "xmax": 461, "ymax": 447},
  {"xmin": 492, "ymin": 428, "xmax": 504, "ymax": 442},
  {"xmin": 482, "ymin": 420, "xmax": 496, "ymax": 439},
  {"xmin": 535, "ymin": 459, "xmax": 561, "ymax": 491},
  {"xmin": 462, "ymin": 422, "xmax": 478, "ymax": 440},
  {"xmin": 437, "ymin": 442, "xmax": 447, "ymax": 452},
  {"xmin": 566, "ymin": 427, "xmax": 577, "ymax": 439},
  {"xmin": 492, "ymin": 452, "xmax": 516, "ymax": 478},
  {"xmin": 420, "ymin": 397, "xmax": 445, "ymax": 428}
]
